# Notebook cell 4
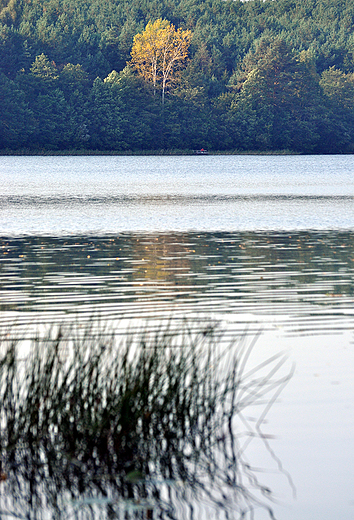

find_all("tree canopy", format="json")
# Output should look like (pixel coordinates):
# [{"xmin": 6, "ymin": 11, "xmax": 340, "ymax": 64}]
[
  {"xmin": 130, "ymin": 19, "xmax": 191, "ymax": 102},
  {"xmin": 1, "ymin": 0, "xmax": 354, "ymax": 152}
]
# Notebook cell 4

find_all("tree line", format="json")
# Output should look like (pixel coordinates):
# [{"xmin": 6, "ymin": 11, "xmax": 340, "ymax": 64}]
[{"xmin": 1, "ymin": 0, "xmax": 354, "ymax": 153}]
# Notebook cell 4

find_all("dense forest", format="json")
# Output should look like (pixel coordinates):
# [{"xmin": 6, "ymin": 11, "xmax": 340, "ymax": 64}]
[{"xmin": 1, "ymin": 0, "xmax": 354, "ymax": 153}]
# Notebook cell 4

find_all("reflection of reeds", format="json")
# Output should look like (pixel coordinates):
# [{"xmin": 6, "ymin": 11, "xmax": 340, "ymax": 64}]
[{"xmin": 0, "ymin": 322, "xmax": 293, "ymax": 519}]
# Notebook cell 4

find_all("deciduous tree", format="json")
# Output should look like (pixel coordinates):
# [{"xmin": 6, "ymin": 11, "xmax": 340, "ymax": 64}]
[{"xmin": 130, "ymin": 19, "xmax": 192, "ymax": 103}]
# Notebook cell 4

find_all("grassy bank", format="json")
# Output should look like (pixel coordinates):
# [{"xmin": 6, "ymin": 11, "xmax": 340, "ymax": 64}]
[{"xmin": 0, "ymin": 321, "xmax": 293, "ymax": 519}]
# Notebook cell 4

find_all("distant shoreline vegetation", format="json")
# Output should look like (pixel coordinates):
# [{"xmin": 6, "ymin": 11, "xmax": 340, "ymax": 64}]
[
  {"xmin": 2, "ymin": 0, "xmax": 354, "ymax": 153},
  {"xmin": 0, "ymin": 148, "xmax": 305, "ymax": 156}
]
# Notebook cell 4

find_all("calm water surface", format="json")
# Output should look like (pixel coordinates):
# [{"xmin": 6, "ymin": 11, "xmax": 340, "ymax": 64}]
[
  {"xmin": 1, "ymin": 155, "xmax": 354, "ymax": 233},
  {"xmin": 0, "ymin": 155, "xmax": 354, "ymax": 519}
]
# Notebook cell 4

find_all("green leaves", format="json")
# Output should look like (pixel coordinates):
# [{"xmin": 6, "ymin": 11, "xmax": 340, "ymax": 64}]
[
  {"xmin": 228, "ymin": 38, "xmax": 323, "ymax": 151},
  {"xmin": 1, "ymin": 0, "xmax": 354, "ymax": 151},
  {"xmin": 30, "ymin": 53, "xmax": 59, "ymax": 82},
  {"xmin": 0, "ymin": 72, "xmax": 33, "ymax": 148}
]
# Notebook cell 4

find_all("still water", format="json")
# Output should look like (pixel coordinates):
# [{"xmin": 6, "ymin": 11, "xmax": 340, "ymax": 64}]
[
  {"xmin": 0, "ymin": 155, "xmax": 354, "ymax": 519},
  {"xmin": 1, "ymin": 154, "xmax": 354, "ymax": 234}
]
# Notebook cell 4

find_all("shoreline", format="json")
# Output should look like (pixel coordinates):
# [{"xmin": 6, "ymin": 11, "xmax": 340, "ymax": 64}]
[{"xmin": 0, "ymin": 148, "xmax": 305, "ymax": 156}]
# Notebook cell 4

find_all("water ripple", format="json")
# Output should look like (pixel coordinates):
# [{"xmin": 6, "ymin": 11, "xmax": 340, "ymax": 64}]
[{"xmin": 1, "ymin": 231, "xmax": 354, "ymax": 336}]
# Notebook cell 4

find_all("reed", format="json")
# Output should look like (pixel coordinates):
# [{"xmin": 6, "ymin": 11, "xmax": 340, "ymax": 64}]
[{"xmin": 0, "ymin": 321, "xmax": 293, "ymax": 519}]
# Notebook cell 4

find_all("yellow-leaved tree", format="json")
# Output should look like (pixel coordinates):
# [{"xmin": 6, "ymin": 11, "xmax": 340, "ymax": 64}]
[{"xmin": 130, "ymin": 19, "xmax": 192, "ymax": 103}]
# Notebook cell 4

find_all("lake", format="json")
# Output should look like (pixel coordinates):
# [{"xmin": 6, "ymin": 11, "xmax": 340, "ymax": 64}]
[{"xmin": 0, "ymin": 154, "xmax": 354, "ymax": 519}]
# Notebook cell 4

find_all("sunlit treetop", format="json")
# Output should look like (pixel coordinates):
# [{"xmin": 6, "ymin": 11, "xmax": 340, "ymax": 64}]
[{"xmin": 130, "ymin": 19, "xmax": 192, "ymax": 102}]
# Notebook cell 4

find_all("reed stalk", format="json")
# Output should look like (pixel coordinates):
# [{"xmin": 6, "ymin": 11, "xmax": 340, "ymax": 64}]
[{"xmin": 0, "ymin": 321, "xmax": 293, "ymax": 519}]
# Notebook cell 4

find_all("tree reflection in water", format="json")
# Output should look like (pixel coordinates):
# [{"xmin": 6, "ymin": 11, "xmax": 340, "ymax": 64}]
[{"xmin": 0, "ymin": 321, "xmax": 294, "ymax": 519}]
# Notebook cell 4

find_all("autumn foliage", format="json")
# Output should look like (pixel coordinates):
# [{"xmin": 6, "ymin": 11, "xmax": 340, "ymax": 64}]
[
  {"xmin": 130, "ymin": 19, "xmax": 192, "ymax": 102},
  {"xmin": 3, "ymin": 0, "xmax": 354, "ymax": 152}
]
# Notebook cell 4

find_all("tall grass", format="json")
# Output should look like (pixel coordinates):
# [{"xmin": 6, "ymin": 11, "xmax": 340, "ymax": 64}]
[{"xmin": 0, "ymin": 321, "xmax": 293, "ymax": 519}]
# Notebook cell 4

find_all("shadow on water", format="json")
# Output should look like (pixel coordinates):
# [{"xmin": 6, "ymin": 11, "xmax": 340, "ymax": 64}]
[{"xmin": 0, "ymin": 321, "xmax": 294, "ymax": 519}]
